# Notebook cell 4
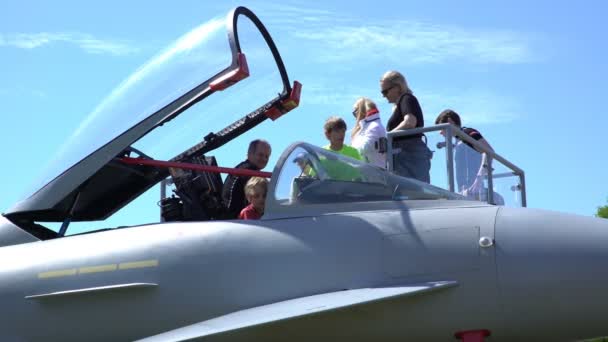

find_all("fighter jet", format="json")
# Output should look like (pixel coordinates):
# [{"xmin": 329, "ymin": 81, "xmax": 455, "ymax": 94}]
[{"xmin": 1, "ymin": 6, "xmax": 607, "ymax": 342}]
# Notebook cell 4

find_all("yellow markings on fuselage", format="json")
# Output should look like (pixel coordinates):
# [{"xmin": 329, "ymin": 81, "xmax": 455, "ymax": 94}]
[
  {"xmin": 78, "ymin": 264, "xmax": 117, "ymax": 274},
  {"xmin": 119, "ymin": 259, "xmax": 158, "ymax": 270},
  {"xmin": 38, "ymin": 268, "xmax": 77, "ymax": 279},
  {"xmin": 37, "ymin": 259, "xmax": 158, "ymax": 279}
]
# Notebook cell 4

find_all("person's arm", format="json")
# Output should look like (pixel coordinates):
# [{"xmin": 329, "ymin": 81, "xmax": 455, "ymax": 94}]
[
  {"xmin": 225, "ymin": 176, "xmax": 246, "ymax": 218},
  {"xmin": 468, "ymin": 137, "xmax": 494, "ymax": 193},
  {"xmin": 360, "ymin": 122, "xmax": 386, "ymax": 155},
  {"xmin": 389, "ymin": 114, "xmax": 417, "ymax": 132},
  {"xmin": 474, "ymin": 138, "xmax": 494, "ymax": 176},
  {"xmin": 388, "ymin": 95, "xmax": 420, "ymax": 132}
]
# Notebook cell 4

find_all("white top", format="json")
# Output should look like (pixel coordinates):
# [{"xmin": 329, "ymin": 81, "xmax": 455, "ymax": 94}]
[{"xmin": 350, "ymin": 113, "xmax": 387, "ymax": 168}]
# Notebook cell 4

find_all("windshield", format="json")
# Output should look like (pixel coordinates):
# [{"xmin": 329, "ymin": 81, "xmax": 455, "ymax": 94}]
[
  {"xmin": 130, "ymin": 13, "xmax": 284, "ymax": 163},
  {"xmin": 25, "ymin": 16, "xmax": 232, "ymax": 198},
  {"xmin": 272, "ymin": 143, "xmax": 464, "ymax": 206}
]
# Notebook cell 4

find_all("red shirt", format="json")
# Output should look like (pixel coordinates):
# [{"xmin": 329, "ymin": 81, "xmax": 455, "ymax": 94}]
[{"xmin": 238, "ymin": 204, "xmax": 262, "ymax": 220}]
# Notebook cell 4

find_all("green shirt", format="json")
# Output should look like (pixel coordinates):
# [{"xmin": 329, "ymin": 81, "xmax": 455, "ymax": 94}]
[
  {"xmin": 323, "ymin": 144, "xmax": 363, "ymax": 160},
  {"xmin": 321, "ymin": 144, "xmax": 363, "ymax": 181}
]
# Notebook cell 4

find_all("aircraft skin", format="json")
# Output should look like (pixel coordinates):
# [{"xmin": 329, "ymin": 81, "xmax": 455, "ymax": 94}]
[
  {"xmin": 2, "ymin": 197, "xmax": 608, "ymax": 341},
  {"xmin": 2, "ymin": 6, "xmax": 608, "ymax": 342}
]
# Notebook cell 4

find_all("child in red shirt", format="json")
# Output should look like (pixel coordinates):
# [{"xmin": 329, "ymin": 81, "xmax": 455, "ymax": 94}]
[{"xmin": 238, "ymin": 177, "xmax": 268, "ymax": 220}]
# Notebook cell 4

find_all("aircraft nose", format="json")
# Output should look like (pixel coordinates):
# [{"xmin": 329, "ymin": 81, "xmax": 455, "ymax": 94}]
[{"xmin": 494, "ymin": 207, "xmax": 608, "ymax": 339}]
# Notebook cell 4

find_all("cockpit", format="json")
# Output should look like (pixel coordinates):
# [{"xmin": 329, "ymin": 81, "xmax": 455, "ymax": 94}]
[{"xmin": 270, "ymin": 144, "xmax": 462, "ymax": 206}]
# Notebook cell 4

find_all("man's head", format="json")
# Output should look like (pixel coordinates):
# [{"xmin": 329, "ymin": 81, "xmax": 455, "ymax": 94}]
[
  {"xmin": 323, "ymin": 116, "xmax": 347, "ymax": 150},
  {"xmin": 380, "ymin": 70, "xmax": 412, "ymax": 104},
  {"xmin": 435, "ymin": 109, "xmax": 462, "ymax": 136},
  {"xmin": 244, "ymin": 177, "xmax": 268, "ymax": 213},
  {"xmin": 247, "ymin": 139, "xmax": 271, "ymax": 170}
]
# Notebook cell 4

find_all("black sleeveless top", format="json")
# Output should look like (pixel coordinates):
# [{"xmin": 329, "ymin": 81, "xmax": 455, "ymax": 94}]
[{"xmin": 386, "ymin": 93, "xmax": 424, "ymax": 141}]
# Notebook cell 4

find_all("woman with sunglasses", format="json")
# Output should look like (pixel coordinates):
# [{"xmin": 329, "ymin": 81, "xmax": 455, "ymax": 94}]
[
  {"xmin": 380, "ymin": 70, "xmax": 432, "ymax": 183},
  {"xmin": 350, "ymin": 97, "xmax": 387, "ymax": 168}
]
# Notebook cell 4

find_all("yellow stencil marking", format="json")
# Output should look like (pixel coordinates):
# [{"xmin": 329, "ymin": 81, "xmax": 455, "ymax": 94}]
[
  {"xmin": 78, "ymin": 264, "xmax": 117, "ymax": 274},
  {"xmin": 119, "ymin": 259, "xmax": 159, "ymax": 270},
  {"xmin": 38, "ymin": 259, "xmax": 159, "ymax": 280},
  {"xmin": 38, "ymin": 268, "xmax": 77, "ymax": 279}
]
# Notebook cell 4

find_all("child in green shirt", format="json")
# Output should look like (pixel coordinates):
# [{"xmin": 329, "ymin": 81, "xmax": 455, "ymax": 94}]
[
  {"xmin": 323, "ymin": 116, "xmax": 362, "ymax": 160},
  {"xmin": 321, "ymin": 116, "xmax": 363, "ymax": 181}
]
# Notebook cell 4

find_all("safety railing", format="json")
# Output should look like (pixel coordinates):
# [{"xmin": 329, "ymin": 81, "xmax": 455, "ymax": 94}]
[{"xmin": 387, "ymin": 123, "xmax": 526, "ymax": 207}]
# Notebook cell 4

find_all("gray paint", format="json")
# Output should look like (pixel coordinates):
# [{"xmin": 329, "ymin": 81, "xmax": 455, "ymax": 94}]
[
  {"xmin": 0, "ymin": 216, "xmax": 38, "ymax": 247},
  {"xmin": 495, "ymin": 207, "xmax": 608, "ymax": 340},
  {"xmin": 2, "ymin": 191, "xmax": 608, "ymax": 340}
]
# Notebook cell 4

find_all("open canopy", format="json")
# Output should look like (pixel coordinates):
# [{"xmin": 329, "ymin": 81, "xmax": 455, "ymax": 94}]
[{"xmin": 6, "ymin": 7, "xmax": 299, "ymax": 223}]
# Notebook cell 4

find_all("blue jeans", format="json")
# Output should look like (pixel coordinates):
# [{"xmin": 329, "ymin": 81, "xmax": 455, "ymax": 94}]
[{"xmin": 393, "ymin": 138, "xmax": 432, "ymax": 183}]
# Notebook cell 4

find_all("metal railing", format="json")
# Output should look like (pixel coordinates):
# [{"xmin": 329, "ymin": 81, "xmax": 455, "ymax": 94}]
[{"xmin": 387, "ymin": 123, "xmax": 526, "ymax": 207}]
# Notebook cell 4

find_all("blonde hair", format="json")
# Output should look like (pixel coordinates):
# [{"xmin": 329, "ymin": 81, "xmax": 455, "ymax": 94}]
[
  {"xmin": 244, "ymin": 177, "xmax": 268, "ymax": 197},
  {"xmin": 351, "ymin": 97, "xmax": 378, "ymax": 139},
  {"xmin": 380, "ymin": 70, "xmax": 413, "ymax": 95}
]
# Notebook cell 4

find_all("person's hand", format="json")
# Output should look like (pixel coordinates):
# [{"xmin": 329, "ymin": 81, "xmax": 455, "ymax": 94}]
[{"xmin": 467, "ymin": 175, "xmax": 484, "ymax": 196}]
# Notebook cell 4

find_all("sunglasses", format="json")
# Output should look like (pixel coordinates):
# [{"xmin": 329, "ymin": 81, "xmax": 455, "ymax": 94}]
[
  {"xmin": 352, "ymin": 109, "xmax": 358, "ymax": 117},
  {"xmin": 381, "ymin": 85, "xmax": 396, "ymax": 96}
]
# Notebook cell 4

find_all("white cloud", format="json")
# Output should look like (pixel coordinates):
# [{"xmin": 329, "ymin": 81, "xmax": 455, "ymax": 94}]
[
  {"xmin": 0, "ymin": 32, "xmax": 139, "ymax": 56},
  {"xmin": 260, "ymin": 5, "xmax": 536, "ymax": 66},
  {"xmin": 258, "ymin": 4, "xmax": 334, "ymax": 18},
  {"xmin": 419, "ymin": 89, "xmax": 520, "ymax": 124},
  {"xmin": 253, "ymin": 3, "xmax": 351, "ymax": 28},
  {"xmin": 291, "ymin": 23, "xmax": 534, "ymax": 65}
]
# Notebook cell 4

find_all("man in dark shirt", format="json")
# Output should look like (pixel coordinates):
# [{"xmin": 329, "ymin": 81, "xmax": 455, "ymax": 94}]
[
  {"xmin": 381, "ymin": 70, "xmax": 432, "ymax": 183},
  {"xmin": 222, "ymin": 139, "xmax": 271, "ymax": 219},
  {"xmin": 435, "ymin": 109, "xmax": 500, "ymax": 203}
]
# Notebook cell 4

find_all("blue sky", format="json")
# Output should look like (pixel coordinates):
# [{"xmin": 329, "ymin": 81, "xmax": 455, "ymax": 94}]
[{"xmin": 1, "ymin": 0, "xmax": 607, "ymax": 227}]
